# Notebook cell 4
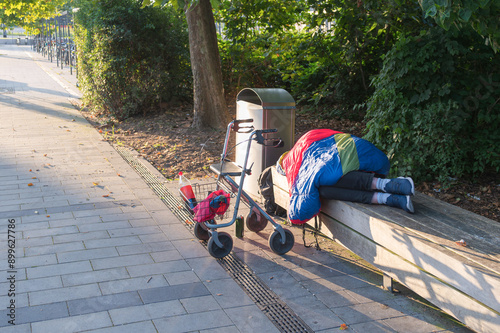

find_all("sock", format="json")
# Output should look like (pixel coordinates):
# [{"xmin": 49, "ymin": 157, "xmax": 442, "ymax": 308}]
[
  {"xmin": 376, "ymin": 178, "xmax": 390, "ymax": 192},
  {"xmin": 376, "ymin": 192, "xmax": 390, "ymax": 204}
]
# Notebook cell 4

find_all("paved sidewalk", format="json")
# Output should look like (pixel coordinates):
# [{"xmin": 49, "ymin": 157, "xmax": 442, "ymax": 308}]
[{"xmin": 0, "ymin": 44, "xmax": 471, "ymax": 333}]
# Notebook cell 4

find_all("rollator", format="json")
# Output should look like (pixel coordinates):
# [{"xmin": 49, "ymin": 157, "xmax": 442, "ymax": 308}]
[{"xmin": 179, "ymin": 119, "xmax": 295, "ymax": 258}]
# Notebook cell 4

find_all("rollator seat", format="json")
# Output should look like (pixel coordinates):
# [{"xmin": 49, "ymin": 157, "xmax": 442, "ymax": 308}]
[{"xmin": 210, "ymin": 162, "xmax": 242, "ymax": 177}]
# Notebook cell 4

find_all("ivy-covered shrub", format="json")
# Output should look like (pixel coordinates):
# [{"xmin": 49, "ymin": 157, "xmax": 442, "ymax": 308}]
[
  {"xmin": 364, "ymin": 27, "xmax": 500, "ymax": 181},
  {"xmin": 74, "ymin": 0, "xmax": 190, "ymax": 120}
]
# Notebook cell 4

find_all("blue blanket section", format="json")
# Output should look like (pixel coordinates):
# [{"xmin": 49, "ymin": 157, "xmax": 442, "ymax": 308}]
[{"xmin": 288, "ymin": 134, "xmax": 390, "ymax": 223}]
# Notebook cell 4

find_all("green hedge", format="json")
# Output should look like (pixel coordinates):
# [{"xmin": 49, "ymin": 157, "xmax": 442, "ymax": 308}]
[
  {"xmin": 364, "ymin": 27, "xmax": 500, "ymax": 182},
  {"xmin": 74, "ymin": 0, "xmax": 190, "ymax": 120}
]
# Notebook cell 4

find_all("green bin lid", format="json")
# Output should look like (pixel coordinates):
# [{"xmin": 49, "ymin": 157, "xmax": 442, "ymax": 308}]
[{"xmin": 237, "ymin": 88, "xmax": 295, "ymax": 108}]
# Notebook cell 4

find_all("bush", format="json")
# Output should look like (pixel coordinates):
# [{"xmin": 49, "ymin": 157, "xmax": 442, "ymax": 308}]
[
  {"xmin": 364, "ymin": 27, "xmax": 500, "ymax": 181},
  {"xmin": 74, "ymin": 0, "xmax": 190, "ymax": 120}
]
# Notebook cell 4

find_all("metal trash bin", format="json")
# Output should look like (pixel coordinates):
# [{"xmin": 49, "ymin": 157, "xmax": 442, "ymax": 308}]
[{"xmin": 235, "ymin": 88, "xmax": 295, "ymax": 197}]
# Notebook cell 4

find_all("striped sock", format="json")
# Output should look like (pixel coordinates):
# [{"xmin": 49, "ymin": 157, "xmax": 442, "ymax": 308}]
[
  {"xmin": 377, "ymin": 192, "xmax": 390, "ymax": 204},
  {"xmin": 376, "ymin": 178, "xmax": 390, "ymax": 192}
]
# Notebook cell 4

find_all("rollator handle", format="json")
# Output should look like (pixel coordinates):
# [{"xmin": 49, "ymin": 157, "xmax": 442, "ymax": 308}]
[
  {"xmin": 232, "ymin": 119, "xmax": 254, "ymax": 133},
  {"xmin": 254, "ymin": 129, "xmax": 278, "ymax": 145}
]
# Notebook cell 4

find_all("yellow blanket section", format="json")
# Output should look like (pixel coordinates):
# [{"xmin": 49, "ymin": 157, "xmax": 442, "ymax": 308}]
[{"xmin": 334, "ymin": 133, "xmax": 360, "ymax": 175}]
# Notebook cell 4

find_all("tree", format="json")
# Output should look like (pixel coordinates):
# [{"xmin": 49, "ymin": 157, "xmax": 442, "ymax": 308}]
[
  {"xmin": 0, "ymin": 0, "xmax": 69, "ymax": 24},
  {"xmin": 418, "ymin": 0, "xmax": 500, "ymax": 52},
  {"xmin": 144, "ymin": 0, "xmax": 230, "ymax": 129}
]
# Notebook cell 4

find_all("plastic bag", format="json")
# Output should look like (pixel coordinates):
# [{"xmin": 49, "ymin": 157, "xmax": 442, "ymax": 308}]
[{"xmin": 193, "ymin": 190, "xmax": 231, "ymax": 223}]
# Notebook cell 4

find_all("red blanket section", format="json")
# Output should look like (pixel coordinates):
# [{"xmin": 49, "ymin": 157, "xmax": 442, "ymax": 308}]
[{"xmin": 282, "ymin": 129, "xmax": 342, "ymax": 192}]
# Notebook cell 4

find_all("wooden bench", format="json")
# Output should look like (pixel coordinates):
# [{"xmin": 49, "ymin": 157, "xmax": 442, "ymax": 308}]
[{"xmin": 271, "ymin": 167, "xmax": 500, "ymax": 333}]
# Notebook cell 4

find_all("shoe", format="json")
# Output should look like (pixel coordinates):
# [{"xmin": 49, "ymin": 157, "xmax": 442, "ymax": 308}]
[
  {"xmin": 384, "ymin": 177, "xmax": 414, "ymax": 195},
  {"xmin": 386, "ymin": 194, "xmax": 414, "ymax": 213}
]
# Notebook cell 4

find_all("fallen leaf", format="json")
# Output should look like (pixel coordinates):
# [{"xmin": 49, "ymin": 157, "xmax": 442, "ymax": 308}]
[
  {"xmin": 28, "ymin": 183, "xmax": 33, "ymax": 186},
  {"xmin": 32, "ymin": 177, "xmax": 37, "ymax": 179},
  {"xmin": 93, "ymin": 182, "xmax": 99, "ymax": 186},
  {"xmin": 46, "ymin": 215, "xmax": 50, "ymax": 218},
  {"xmin": 340, "ymin": 324, "xmax": 348, "ymax": 330},
  {"xmin": 103, "ymin": 194, "xmax": 109, "ymax": 197},
  {"xmin": 455, "ymin": 239, "xmax": 467, "ymax": 247}
]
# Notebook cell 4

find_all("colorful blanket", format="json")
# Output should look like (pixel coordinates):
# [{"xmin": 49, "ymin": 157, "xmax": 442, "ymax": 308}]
[{"xmin": 281, "ymin": 129, "xmax": 390, "ymax": 224}]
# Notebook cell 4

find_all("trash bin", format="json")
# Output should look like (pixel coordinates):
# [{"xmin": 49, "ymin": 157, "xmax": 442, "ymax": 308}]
[{"xmin": 235, "ymin": 88, "xmax": 295, "ymax": 197}]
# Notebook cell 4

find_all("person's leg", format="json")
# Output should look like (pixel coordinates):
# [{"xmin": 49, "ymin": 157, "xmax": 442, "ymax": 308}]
[
  {"xmin": 374, "ymin": 177, "xmax": 414, "ymax": 195},
  {"xmin": 319, "ymin": 186, "xmax": 373, "ymax": 204},
  {"xmin": 334, "ymin": 171, "xmax": 374, "ymax": 190},
  {"xmin": 373, "ymin": 192, "xmax": 414, "ymax": 213},
  {"xmin": 319, "ymin": 187, "xmax": 414, "ymax": 213}
]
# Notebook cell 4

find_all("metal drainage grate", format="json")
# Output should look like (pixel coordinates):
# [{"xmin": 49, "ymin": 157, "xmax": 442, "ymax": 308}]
[
  {"xmin": 0, "ymin": 86, "xmax": 15, "ymax": 94},
  {"xmin": 116, "ymin": 146, "xmax": 313, "ymax": 333}
]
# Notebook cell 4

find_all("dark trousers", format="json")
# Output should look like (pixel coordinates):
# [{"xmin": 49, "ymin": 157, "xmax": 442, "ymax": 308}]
[{"xmin": 319, "ymin": 171, "xmax": 375, "ymax": 204}]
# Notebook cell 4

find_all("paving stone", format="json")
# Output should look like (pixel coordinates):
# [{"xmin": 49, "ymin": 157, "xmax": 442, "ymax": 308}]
[
  {"xmin": 300, "ymin": 273, "xmax": 372, "ymax": 294},
  {"xmin": 99, "ymin": 275, "xmax": 169, "ymax": 295},
  {"xmin": 314, "ymin": 289, "xmax": 361, "ymax": 308},
  {"xmin": 347, "ymin": 285, "xmax": 398, "ymax": 304},
  {"xmin": 67, "ymin": 291, "xmax": 143, "ymax": 316},
  {"xmin": 16, "ymin": 276, "xmax": 63, "ymax": 293},
  {"xmin": 22, "ymin": 225, "xmax": 79, "ymax": 238},
  {"xmin": 257, "ymin": 270, "xmax": 311, "ymax": 300},
  {"xmin": 203, "ymin": 278, "xmax": 255, "ymax": 309},
  {"xmin": 62, "ymin": 267, "xmax": 130, "ymax": 287},
  {"xmin": 91, "ymin": 253, "xmax": 153, "ymax": 270},
  {"xmin": 344, "ymin": 320, "xmax": 397, "ymax": 333},
  {"xmin": 0, "ymin": 302, "xmax": 69, "ymax": 327},
  {"xmin": 234, "ymin": 249, "xmax": 285, "ymax": 274},
  {"xmin": 25, "ymin": 241, "xmax": 86, "ymax": 256},
  {"xmin": 27, "ymin": 260, "xmax": 93, "ymax": 279},
  {"xmin": 284, "ymin": 294, "xmax": 344, "ymax": 331},
  {"xmin": 332, "ymin": 301, "xmax": 406, "ymax": 324},
  {"xmin": 180, "ymin": 295, "xmax": 222, "ymax": 314},
  {"xmin": 171, "ymin": 239, "xmax": 210, "ymax": 259},
  {"xmin": 126, "ymin": 259, "xmax": 191, "ymax": 278},
  {"xmin": 81, "ymin": 321, "xmax": 158, "ymax": 333},
  {"xmin": 382, "ymin": 316, "xmax": 443, "ymax": 333},
  {"xmin": 31, "ymin": 311, "xmax": 112, "ymax": 333},
  {"xmin": 0, "ymin": 323, "xmax": 31, "ymax": 332},
  {"xmin": 153, "ymin": 309, "xmax": 234, "ymax": 333},
  {"xmin": 224, "ymin": 305, "xmax": 282, "ymax": 333},
  {"xmin": 29, "ymin": 283, "xmax": 102, "ymax": 306},
  {"xmin": 84, "ymin": 236, "xmax": 142, "ymax": 249},
  {"xmin": 160, "ymin": 224, "xmax": 196, "ymax": 241},
  {"xmin": 16, "ymin": 254, "xmax": 58, "ymax": 268},
  {"xmin": 139, "ymin": 282, "xmax": 210, "ymax": 304},
  {"xmin": 116, "ymin": 241, "xmax": 176, "ymax": 256},
  {"xmin": 108, "ymin": 225, "xmax": 161, "ymax": 238},
  {"xmin": 78, "ymin": 221, "xmax": 132, "ymax": 233},
  {"xmin": 109, "ymin": 300, "xmax": 186, "ymax": 325},
  {"xmin": 149, "ymin": 249, "xmax": 183, "ymax": 262},
  {"xmin": 185, "ymin": 257, "xmax": 230, "ymax": 281},
  {"xmin": 164, "ymin": 270, "xmax": 202, "ymax": 286},
  {"xmin": 53, "ymin": 230, "xmax": 110, "ymax": 244},
  {"xmin": 57, "ymin": 247, "xmax": 119, "ymax": 263}
]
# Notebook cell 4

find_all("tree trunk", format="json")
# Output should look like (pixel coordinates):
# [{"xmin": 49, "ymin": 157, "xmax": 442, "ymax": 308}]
[{"xmin": 185, "ymin": 0, "xmax": 230, "ymax": 130}]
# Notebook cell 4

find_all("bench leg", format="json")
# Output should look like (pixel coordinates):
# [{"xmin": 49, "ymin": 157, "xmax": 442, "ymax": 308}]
[{"xmin": 383, "ymin": 273, "xmax": 394, "ymax": 293}]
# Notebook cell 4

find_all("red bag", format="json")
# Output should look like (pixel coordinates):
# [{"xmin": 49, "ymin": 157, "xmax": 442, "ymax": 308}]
[{"xmin": 193, "ymin": 190, "xmax": 231, "ymax": 223}]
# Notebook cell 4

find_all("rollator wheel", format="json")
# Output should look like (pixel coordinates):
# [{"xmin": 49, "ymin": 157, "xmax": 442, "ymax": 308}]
[
  {"xmin": 246, "ymin": 210, "xmax": 268, "ymax": 232},
  {"xmin": 268, "ymin": 229, "xmax": 294, "ymax": 255},
  {"xmin": 208, "ymin": 232, "xmax": 233, "ymax": 258},
  {"xmin": 194, "ymin": 223, "xmax": 209, "ymax": 241},
  {"xmin": 194, "ymin": 220, "xmax": 216, "ymax": 241}
]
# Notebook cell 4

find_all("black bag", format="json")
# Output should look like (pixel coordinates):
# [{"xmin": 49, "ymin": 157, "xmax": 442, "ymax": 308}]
[{"xmin": 258, "ymin": 166, "xmax": 287, "ymax": 217}]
